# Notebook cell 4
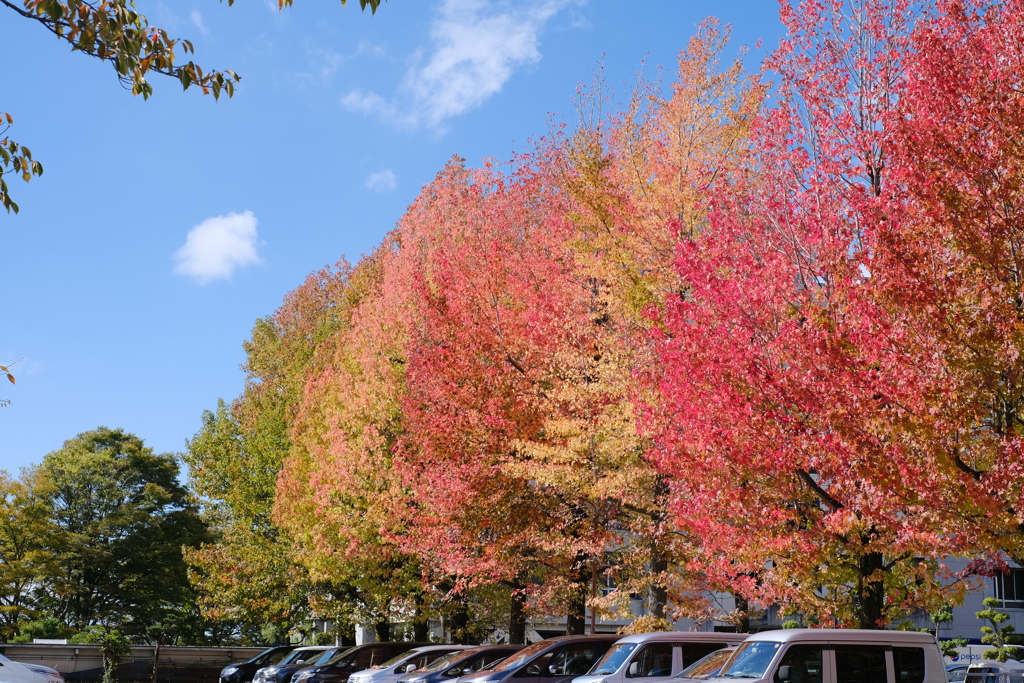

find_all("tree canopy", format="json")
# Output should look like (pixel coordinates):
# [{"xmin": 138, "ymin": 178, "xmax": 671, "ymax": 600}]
[{"xmin": 34, "ymin": 427, "xmax": 208, "ymax": 639}]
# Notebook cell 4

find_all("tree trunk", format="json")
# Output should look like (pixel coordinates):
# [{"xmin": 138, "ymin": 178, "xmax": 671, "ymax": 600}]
[
  {"xmin": 509, "ymin": 585, "xmax": 527, "ymax": 645},
  {"xmin": 856, "ymin": 551, "xmax": 886, "ymax": 629},
  {"xmin": 151, "ymin": 640, "xmax": 160, "ymax": 683},
  {"xmin": 413, "ymin": 608, "xmax": 430, "ymax": 642},
  {"xmin": 648, "ymin": 553, "xmax": 669, "ymax": 621},
  {"xmin": 450, "ymin": 601, "xmax": 470, "ymax": 644},
  {"xmin": 565, "ymin": 556, "xmax": 589, "ymax": 635},
  {"xmin": 733, "ymin": 594, "xmax": 751, "ymax": 633}
]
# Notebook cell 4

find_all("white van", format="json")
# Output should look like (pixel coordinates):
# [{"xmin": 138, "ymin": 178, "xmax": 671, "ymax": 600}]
[
  {"xmin": 571, "ymin": 632, "xmax": 747, "ymax": 683},
  {"xmin": 695, "ymin": 629, "xmax": 946, "ymax": 683},
  {"xmin": 0, "ymin": 654, "xmax": 63, "ymax": 683}
]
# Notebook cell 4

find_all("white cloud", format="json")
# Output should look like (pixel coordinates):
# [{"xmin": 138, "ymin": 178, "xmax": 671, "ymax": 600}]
[
  {"xmin": 173, "ymin": 211, "xmax": 263, "ymax": 284},
  {"xmin": 365, "ymin": 170, "xmax": 398, "ymax": 192},
  {"xmin": 342, "ymin": 0, "xmax": 573, "ymax": 131},
  {"xmin": 190, "ymin": 9, "xmax": 208, "ymax": 37}
]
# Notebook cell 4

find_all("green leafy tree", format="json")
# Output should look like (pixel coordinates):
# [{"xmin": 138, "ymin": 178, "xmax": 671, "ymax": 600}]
[
  {"xmin": 35, "ymin": 427, "xmax": 209, "ymax": 639},
  {"xmin": 0, "ymin": 469, "xmax": 61, "ymax": 640},
  {"xmin": 977, "ymin": 597, "xmax": 1022, "ymax": 662}
]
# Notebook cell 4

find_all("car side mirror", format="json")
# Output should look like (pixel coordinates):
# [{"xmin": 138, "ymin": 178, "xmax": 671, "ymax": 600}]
[
  {"xmin": 526, "ymin": 665, "xmax": 542, "ymax": 676},
  {"xmin": 445, "ymin": 669, "xmax": 463, "ymax": 677},
  {"xmin": 406, "ymin": 665, "xmax": 418, "ymax": 673},
  {"xmin": 628, "ymin": 663, "xmax": 638, "ymax": 677},
  {"xmin": 548, "ymin": 665, "xmax": 561, "ymax": 676},
  {"xmin": 776, "ymin": 665, "xmax": 791, "ymax": 682}
]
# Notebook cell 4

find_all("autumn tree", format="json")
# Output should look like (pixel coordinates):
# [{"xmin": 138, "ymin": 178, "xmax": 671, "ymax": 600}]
[
  {"xmin": 860, "ymin": 0, "xmax": 1024, "ymax": 564},
  {"xmin": 643, "ymin": 0, "xmax": 1024, "ymax": 628},
  {"xmin": 185, "ymin": 261, "xmax": 368, "ymax": 639},
  {"xmin": 274, "ymin": 245, "xmax": 439, "ymax": 642},
  {"xmin": 546, "ymin": 19, "xmax": 762, "ymax": 627}
]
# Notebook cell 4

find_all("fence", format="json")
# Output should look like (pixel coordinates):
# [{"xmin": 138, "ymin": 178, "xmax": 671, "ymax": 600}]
[{"xmin": 0, "ymin": 644, "xmax": 266, "ymax": 683}]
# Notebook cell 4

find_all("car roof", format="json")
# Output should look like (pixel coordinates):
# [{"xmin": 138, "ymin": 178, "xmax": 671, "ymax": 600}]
[
  {"xmin": 612, "ymin": 632, "xmax": 747, "ymax": 644},
  {"xmin": 742, "ymin": 629, "xmax": 936, "ymax": 644},
  {"xmin": 540, "ymin": 635, "xmax": 621, "ymax": 643}
]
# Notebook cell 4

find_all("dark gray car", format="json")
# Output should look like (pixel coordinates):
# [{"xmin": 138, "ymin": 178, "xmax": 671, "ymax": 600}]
[{"xmin": 456, "ymin": 636, "xmax": 619, "ymax": 683}]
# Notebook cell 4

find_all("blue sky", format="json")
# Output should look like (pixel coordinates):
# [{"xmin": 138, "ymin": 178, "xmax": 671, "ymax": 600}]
[{"xmin": 1, "ymin": 0, "xmax": 783, "ymax": 473}]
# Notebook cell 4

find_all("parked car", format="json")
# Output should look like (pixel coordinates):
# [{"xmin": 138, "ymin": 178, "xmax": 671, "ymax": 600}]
[
  {"xmin": 292, "ymin": 643, "xmax": 435, "ymax": 683},
  {"xmin": 255, "ymin": 647, "xmax": 332, "ymax": 683},
  {"xmin": 398, "ymin": 645, "xmax": 525, "ymax": 683},
  {"xmin": 457, "ymin": 635, "xmax": 620, "ymax": 683},
  {"xmin": 964, "ymin": 660, "xmax": 1024, "ymax": 683},
  {"xmin": 0, "ymin": 654, "xmax": 63, "ymax": 683},
  {"xmin": 18, "ymin": 664, "xmax": 64, "ymax": 682},
  {"xmin": 276, "ymin": 648, "xmax": 357, "ymax": 683},
  {"xmin": 572, "ymin": 631, "xmax": 747, "ymax": 683},
  {"xmin": 350, "ymin": 646, "xmax": 472, "ymax": 683},
  {"xmin": 672, "ymin": 647, "xmax": 737, "ymax": 680},
  {"xmin": 948, "ymin": 664, "xmax": 971, "ymax": 683},
  {"xmin": 222, "ymin": 646, "xmax": 300, "ymax": 683},
  {"xmin": 698, "ymin": 628, "xmax": 946, "ymax": 683}
]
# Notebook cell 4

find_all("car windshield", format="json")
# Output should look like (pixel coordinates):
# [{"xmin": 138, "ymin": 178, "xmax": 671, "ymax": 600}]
[
  {"xmin": 312, "ymin": 650, "xmax": 346, "ymax": 667},
  {"xmin": 716, "ymin": 642, "xmax": 781, "ymax": 679},
  {"xmin": 416, "ymin": 650, "xmax": 480, "ymax": 674},
  {"xmin": 675, "ymin": 649, "xmax": 735, "ymax": 680},
  {"xmin": 252, "ymin": 649, "xmax": 289, "ymax": 666},
  {"xmin": 491, "ymin": 642, "xmax": 553, "ymax": 672},
  {"xmin": 279, "ymin": 651, "xmax": 313, "ymax": 666},
  {"xmin": 591, "ymin": 644, "xmax": 639, "ymax": 675},
  {"xmin": 324, "ymin": 649, "xmax": 359, "ymax": 666},
  {"xmin": 380, "ymin": 651, "xmax": 425, "ymax": 669}
]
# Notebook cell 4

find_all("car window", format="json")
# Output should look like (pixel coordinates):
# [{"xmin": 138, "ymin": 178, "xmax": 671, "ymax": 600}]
[
  {"xmin": 494, "ymin": 642, "xmax": 555, "ymax": 672},
  {"xmin": 680, "ymin": 644, "xmax": 726, "ymax": 668},
  {"xmin": 549, "ymin": 644, "xmax": 607, "ymax": 677},
  {"xmin": 773, "ymin": 644, "xmax": 823, "ymax": 683},
  {"xmin": 593, "ymin": 644, "xmax": 639, "ymax": 675},
  {"xmin": 281, "ymin": 651, "xmax": 312, "ymax": 666},
  {"xmin": 312, "ymin": 650, "xmax": 344, "ymax": 667},
  {"xmin": 417, "ymin": 651, "xmax": 468, "ymax": 674},
  {"xmin": 675, "ymin": 648, "xmax": 735, "ymax": 680},
  {"xmin": 892, "ymin": 647, "xmax": 925, "ymax": 683},
  {"xmin": 477, "ymin": 652, "xmax": 517, "ymax": 671},
  {"xmin": 266, "ymin": 650, "xmax": 295, "ymax": 666},
  {"xmin": 627, "ymin": 643, "xmax": 673, "ymax": 677},
  {"xmin": 719, "ymin": 641, "xmax": 782, "ymax": 679},
  {"xmin": 424, "ymin": 652, "xmax": 457, "ymax": 667},
  {"xmin": 833, "ymin": 645, "xmax": 885, "ymax": 683},
  {"xmin": 513, "ymin": 651, "xmax": 556, "ymax": 678}
]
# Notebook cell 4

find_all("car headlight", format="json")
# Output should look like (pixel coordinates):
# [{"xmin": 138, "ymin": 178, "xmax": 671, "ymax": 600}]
[{"xmin": 293, "ymin": 672, "xmax": 315, "ymax": 682}]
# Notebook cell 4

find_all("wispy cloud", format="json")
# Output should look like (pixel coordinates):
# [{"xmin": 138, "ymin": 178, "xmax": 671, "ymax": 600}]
[
  {"xmin": 364, "ymin": 170, "xmax": 398, "ymax": 192},
  {"xmin": 190, "ymin": 9, "xmax": 209, "ymax": 37},
  {"xmin": 173, "ymin": 211, "xmax": 263, "ymax": 285},
  {"xmin": 342, "ymin": 0, "xmax": 573, "ymax": 131}
]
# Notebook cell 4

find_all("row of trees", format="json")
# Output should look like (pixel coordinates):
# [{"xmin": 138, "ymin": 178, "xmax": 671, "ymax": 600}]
[{"xmin": 180, "ymin": 0, "xmax": 1024, "ymax": 642}]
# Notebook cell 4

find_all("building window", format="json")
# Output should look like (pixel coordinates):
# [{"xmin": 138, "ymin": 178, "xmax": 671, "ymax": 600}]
[{"xmin": 993, "ymin": 568, "xmax": 1024, "ymax": 608}]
